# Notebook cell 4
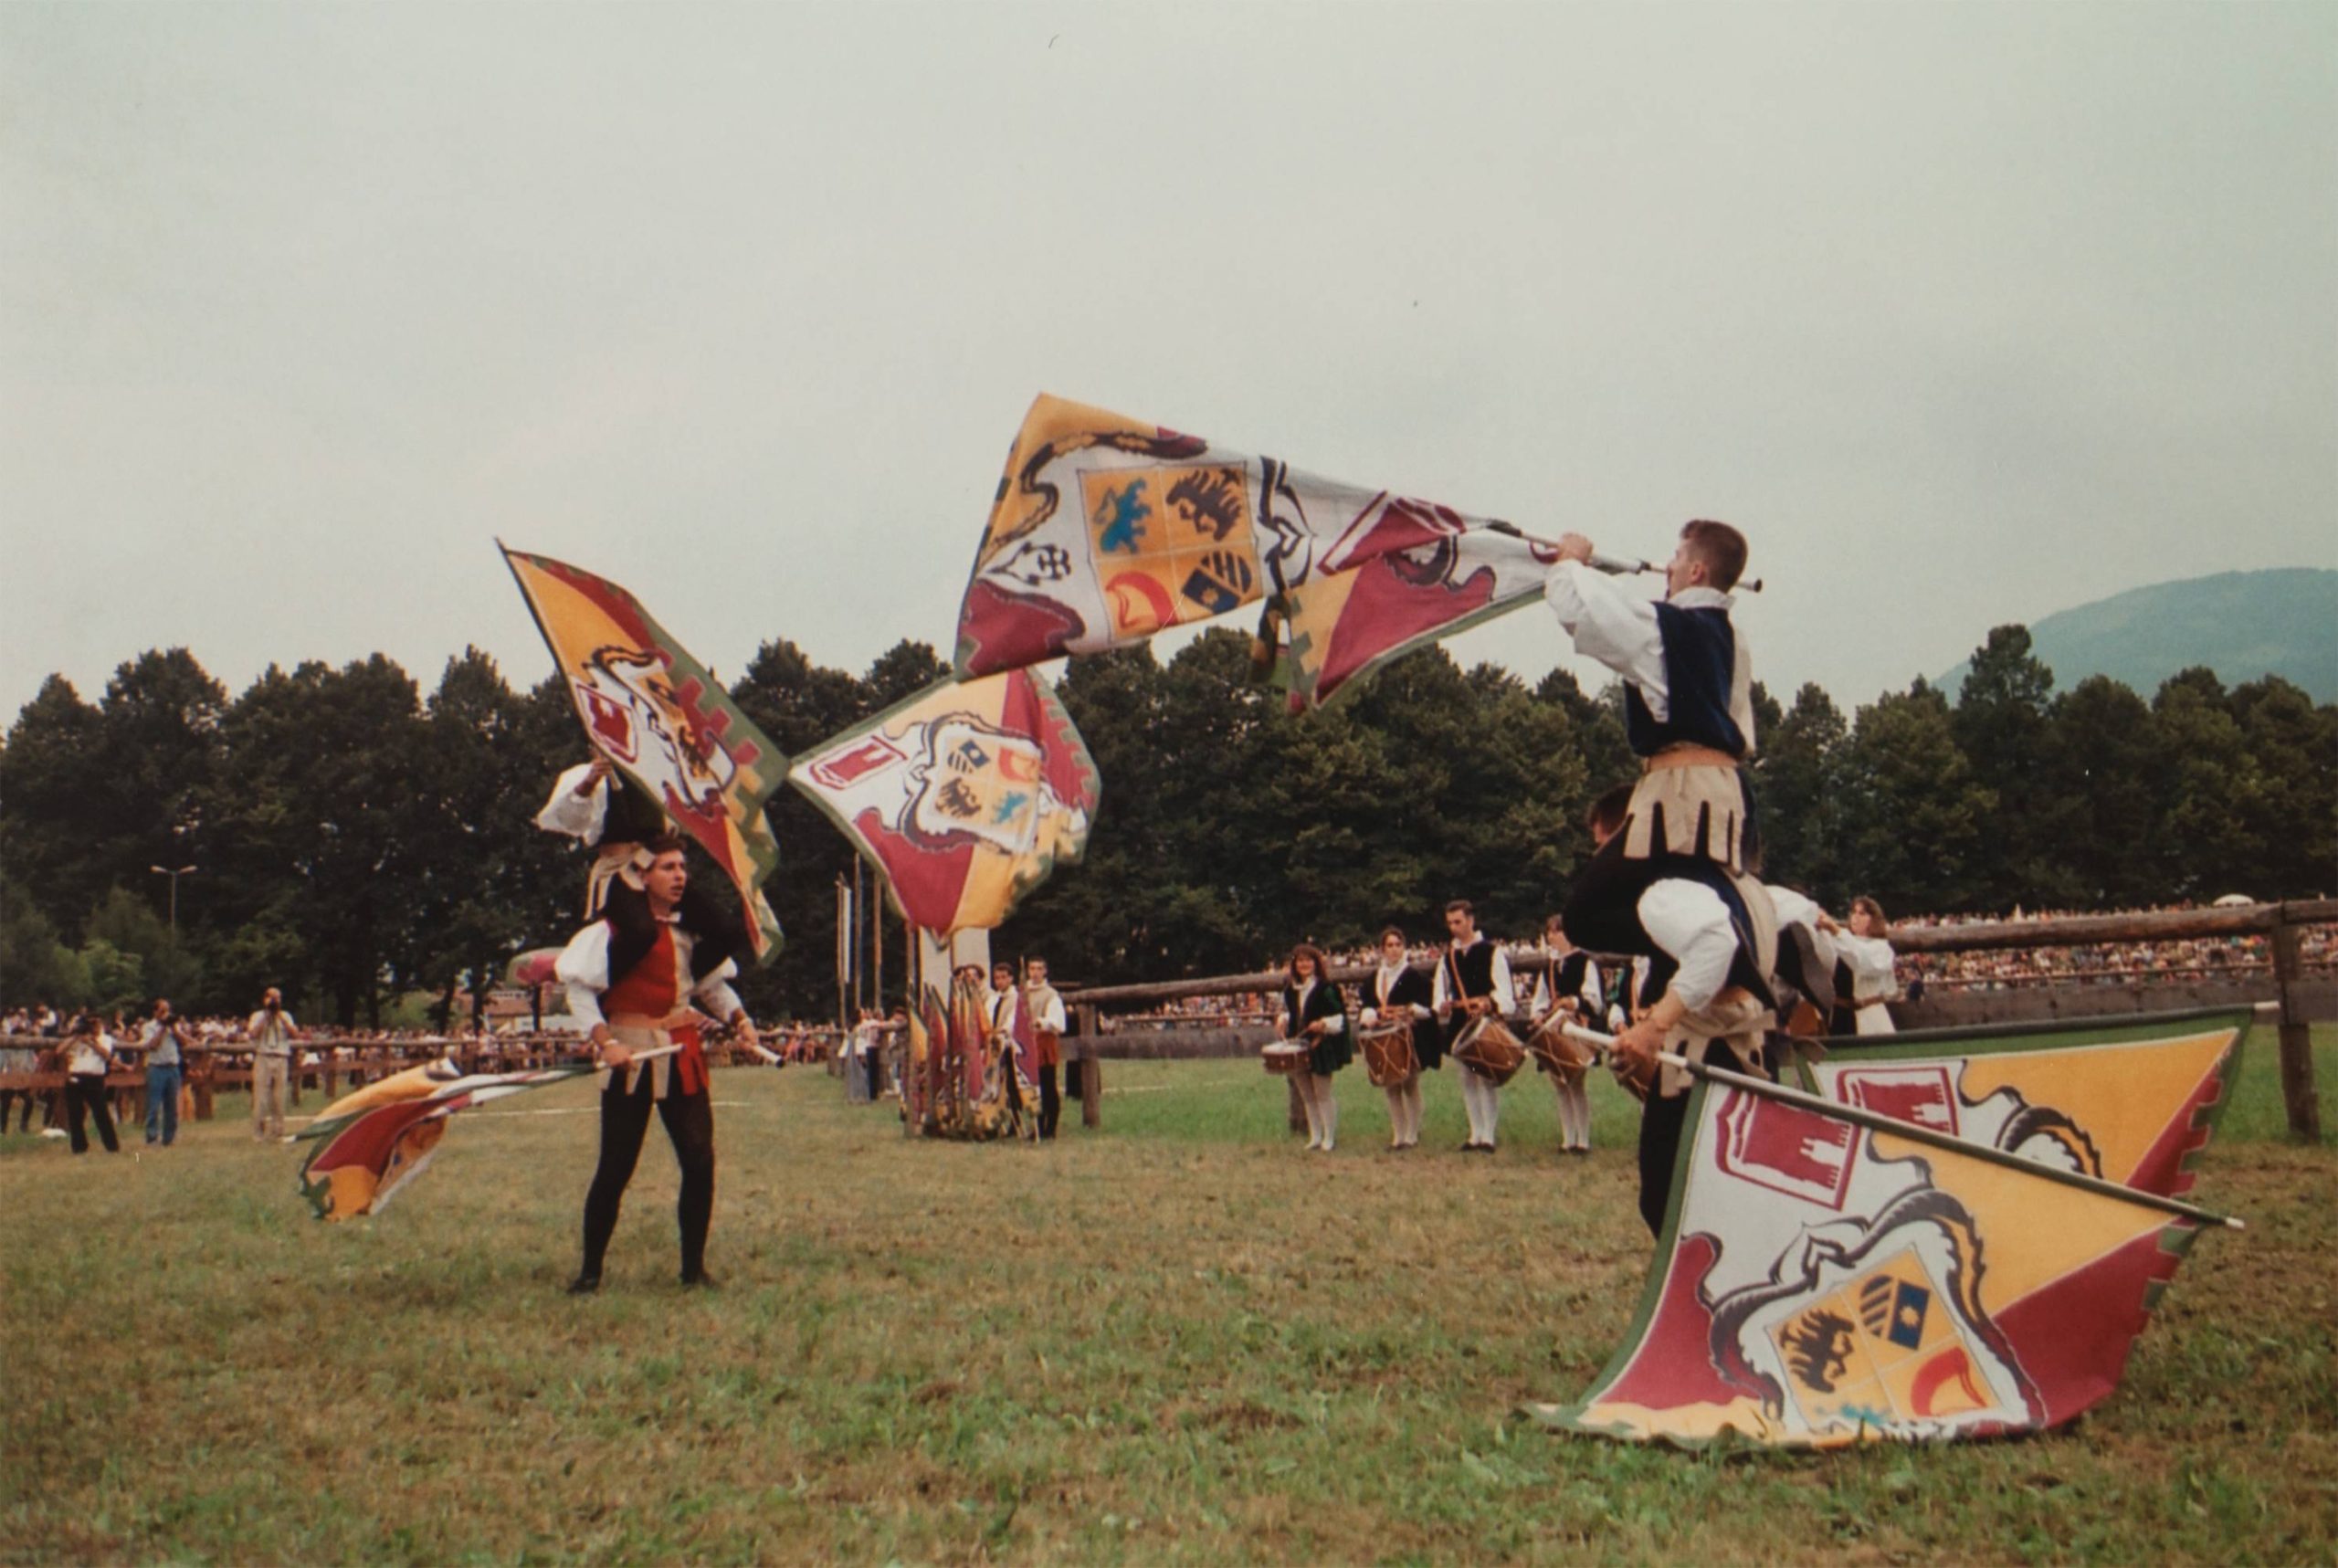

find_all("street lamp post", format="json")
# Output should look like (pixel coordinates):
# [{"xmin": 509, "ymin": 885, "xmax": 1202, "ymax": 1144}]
[{"xmin": 149, "ymin": 864, "xmax": 196, "ymax": 934}]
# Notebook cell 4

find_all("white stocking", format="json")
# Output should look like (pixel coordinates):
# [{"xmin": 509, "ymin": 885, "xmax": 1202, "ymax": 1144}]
[
  {"xmin": 1297, "ymin": 1078, "xmax": 1322, "ymax": 1146},
  {"xmin": 1314, "ymin": 1075, "xmax": 1338, "ymax": 1147},
  {"xmin": 1563, "ymin": 1074, "xmax": 1591, "ymax": 1148}
]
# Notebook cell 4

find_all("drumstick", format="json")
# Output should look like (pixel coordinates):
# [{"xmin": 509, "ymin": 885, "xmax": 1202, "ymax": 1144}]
[
  {"xmin": 1551, "ymin": 1022, "xmax": 2242, "ymax": 1231},
  {"xmin": 1480, "ymin": 521, "xmax": 1765, "ymax": 593}
]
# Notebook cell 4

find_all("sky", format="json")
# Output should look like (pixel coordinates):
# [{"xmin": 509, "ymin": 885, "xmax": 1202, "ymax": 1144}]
[{"xmin": 4, "ymin": 3, "xmax": 2333, "ymax": 731}]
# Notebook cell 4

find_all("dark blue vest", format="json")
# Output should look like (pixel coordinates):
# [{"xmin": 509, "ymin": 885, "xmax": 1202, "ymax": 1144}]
[{"xmin": 1623, "ymin": 603, "xmax": 1745, "ymax": 757}]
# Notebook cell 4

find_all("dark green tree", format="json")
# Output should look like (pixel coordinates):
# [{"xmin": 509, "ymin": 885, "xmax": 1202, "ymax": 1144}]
[
  {"xmin": 1952, "ymin": 626, "xmax": 2059, "ymax": 905},
  {"xmin": 1834, "ymin": 681, "xmax": 1995, "ymax": 912},
  {"xmin": 1754, "ymin": 683, "xmax": 1848, "ymax": 904}
]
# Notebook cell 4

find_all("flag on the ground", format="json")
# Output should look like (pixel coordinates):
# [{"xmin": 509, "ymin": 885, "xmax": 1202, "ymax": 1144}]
[
  {"xmin": 1802, "ymin": 1009, "xmax": 2248, "ymax": 1202},
  {"xmin": 953, "ymin": 395, "xmax": 1556, "ymax": 707},
  {"xmin": 787, "ymin": 669, "xmax": 1098, "ymax": 935},
  {"xmin": 501, "ymin": 544, "xmax": 786, "ymax": 957},
  {"xmin": 1530, "ymin": 1010, "xmax": 2248, "ymax": 1447},
  {"xmin": 297, "ymin": 1059, "xmax": 592, "ymax": 1221}
]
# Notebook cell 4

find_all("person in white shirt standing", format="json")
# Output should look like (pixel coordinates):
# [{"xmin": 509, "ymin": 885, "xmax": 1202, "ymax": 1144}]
[
  {"xmin": 1356, "ymin": 927, "xmax": 1434, "ymax": 1151},
  {"xmin": 246, "ymin": 988, "xmax": 300, "ymax": 1141},
  {"xmin": 62, "ymin": 1012, "xmax": 121, "ymax": 1154},
  {"xmin": 1825, "ymin": 897, "xmax": 1900, "ymax": 1036},
  {"xmin": 1530, "ymin": 915, "xmax": 1602, "ymax": 1155},
  {"xmin": 1432, "ymin": 900, "xmax": 1516, "ymax": 1154},
  {"xmin": 139, "ymin": 998, "xmax": 191, "ymax": 1147}
]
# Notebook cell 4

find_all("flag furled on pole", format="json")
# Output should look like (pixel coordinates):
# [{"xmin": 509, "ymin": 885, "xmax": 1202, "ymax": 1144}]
[
  {"xmin": 788, "ymin": 669, "xmax": 1098, "ymax": 936},
  {"xmin": 500, "ymin": 545, "xmax": 786, "ymax": 957},
  {"xmin": 953, "ymin": 395, "xmax": 1557, "ymax": 708},
  {"xmin": 296, "ymin": 1059, "xmax": 593, "ymax": 1221},
  {"xmin": 1532, "ymin": 1010, "xmax": 2248, "ymax": 1447}
]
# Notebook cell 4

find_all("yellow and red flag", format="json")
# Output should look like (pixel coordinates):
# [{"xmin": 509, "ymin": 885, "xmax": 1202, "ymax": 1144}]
[
  {"xmin": 1532, "ymin": 1009, "xmax": 2249, "ymax": 1447},
  {"xmin": 954, "ymin": 395, "xmax": 1556, "ymax": 708},
  {"xmin": 787, "ymin": 669, "xmax": 1097, "ymax": 937},
  {"xmin": 501, "ymin": 545, "xmax": 785, "ymax": 957},
  {"xmin": 297, "ymin": 1059, "xmax": 592, "ymax": 1221}
]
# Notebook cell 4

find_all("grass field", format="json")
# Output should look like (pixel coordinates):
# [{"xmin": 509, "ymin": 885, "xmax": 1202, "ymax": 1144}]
[{"xmin": 5, "ymin": 1032, "xmax": 2334, "ymax": 1565}]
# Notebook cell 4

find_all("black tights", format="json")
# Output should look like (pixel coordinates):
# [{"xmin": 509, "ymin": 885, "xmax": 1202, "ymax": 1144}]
[
  {"xmin": 1038, "ymin": 1064, "xmax": 1060, "ymax": 1139},
  {"xmin": 1635, "ymin": 1039, "xmax": 1747, "ymax": 1236},
  {"xmin": 580, "ymin": 1072, "xmax": 715, "ymax": 1281}
]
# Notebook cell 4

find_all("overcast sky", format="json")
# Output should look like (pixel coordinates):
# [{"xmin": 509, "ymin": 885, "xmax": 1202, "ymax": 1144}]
[{"xmin": 4, "ymin": 3, "xmax": 2333, "ymax": 732}]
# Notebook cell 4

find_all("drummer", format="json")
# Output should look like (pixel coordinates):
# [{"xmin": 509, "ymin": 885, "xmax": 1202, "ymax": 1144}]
[
  {"xmin": 1530, "ymin": 914, "xmax": 1601, "ymax": 1155},
  {"xmin": 1272, "ymin": 943, "xmax": 1351, "ymax": 1153},
  {"xmin": 1431, "ymin": 900, "xmax": 1515, "ymax": 1154},
  {"xmin": 1356, "ymin": 926, "xmax": 1435, "ymax": 1151}
]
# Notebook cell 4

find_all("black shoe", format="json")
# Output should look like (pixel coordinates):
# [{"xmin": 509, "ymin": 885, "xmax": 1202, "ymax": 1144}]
[
  {"xmin": 565, "ymin": 1272, "xmax": 601, "ymax": 1295},
  {"xmin": 1457, "ymin": 1141, "xmax": 1480, "ymax": 1152},
  {"xmin": 1473, "ymin": 1143, "xmax": 1497, "ymax": 1155},
  {"xmin": 679, "ymin": 1270, "xmax": 719, "ymax": 1289}
]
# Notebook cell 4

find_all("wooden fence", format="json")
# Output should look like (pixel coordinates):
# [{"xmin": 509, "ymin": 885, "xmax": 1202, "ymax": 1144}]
[{"xmin": 1048, "ymin": 900, "xmax": 2332, "ymax": 1142}]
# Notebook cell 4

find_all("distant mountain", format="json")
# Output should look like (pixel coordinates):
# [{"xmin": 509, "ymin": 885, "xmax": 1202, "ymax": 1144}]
[{"xmin": 1941, "ymin": 568, "xmax": 2338, "ymax": 703}]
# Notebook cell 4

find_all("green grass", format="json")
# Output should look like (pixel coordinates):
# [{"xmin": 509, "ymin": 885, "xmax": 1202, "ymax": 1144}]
[{"xmin": 4, "ymin": 1029, "xmax": 2333, "ymax": 1565}]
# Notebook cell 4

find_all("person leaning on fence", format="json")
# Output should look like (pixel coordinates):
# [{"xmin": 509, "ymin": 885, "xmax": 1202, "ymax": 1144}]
[
  {"xmin": 138, "ymin": 998, "xmax": 191, "ymax": 1148},
  {"xmin": 1274, "ymin": 942, "xmax": 1351, "ymax": 1153},
  {"xmin": 61, "ymin": 1013, "xmax": 121, "ymax": 1155},
  {"xmin": 246, "ymin": 987, "xmax": 300, "ymax": 1141}
]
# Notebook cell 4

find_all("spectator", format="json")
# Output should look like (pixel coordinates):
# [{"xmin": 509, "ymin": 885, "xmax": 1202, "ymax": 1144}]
[
  {"xmin": 62, "ymin": 1012, "xmax": 121, "ymax": 1155},
  {"xmin": 139, "ymin": 998, "xmax": 191, "ymax": 1147}
]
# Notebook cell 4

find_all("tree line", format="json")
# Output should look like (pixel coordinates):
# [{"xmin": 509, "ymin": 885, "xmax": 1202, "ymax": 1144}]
[{"xmin": 2, "ymin": 625, "xmax": 2331, "ymax": 1023}]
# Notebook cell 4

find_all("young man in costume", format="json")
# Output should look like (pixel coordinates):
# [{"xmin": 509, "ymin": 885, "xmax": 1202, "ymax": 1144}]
[
  {"xmin": 1574, "ymin": 786, "xmax": 1781, "ymax": 1236},
  {"xmin": 1547, "ymin": 521, "xmax": 1759, "ymax": 958},
  {"xmin": 1430, "ymin": 900, "xmax": 1515, "ymax": 1153},
  {"xmin": 535, "ymin": 754, "xmax": 673, "ymax": 920},
  {"xmin": 558, "ymin": 834, "xmax": 774, "ymax": 1292},
  {"xmin": 1023, "ymin": 958, "xmax": 1068, "ymax": 1140}
]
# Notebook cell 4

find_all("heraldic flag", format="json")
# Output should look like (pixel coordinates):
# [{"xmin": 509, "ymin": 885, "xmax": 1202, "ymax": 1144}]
[
  {"xmin": 1532, "ymin": 1009, "xmax": 2248, "ymax": 1447},
  {"xmin": 954, "ymin": 395, "xmax": 1558, "ymax": 710},
  {"xmin": 501, "ymin": 544, "xmax": 786, "ymax": 957},
  {"xmin": 298, "ymin": 1059, "xmax": 592, "ymax": 1221},
  {"xmin": 787, "ymin": 668, "xmax": 1098, "ymax": 935}
]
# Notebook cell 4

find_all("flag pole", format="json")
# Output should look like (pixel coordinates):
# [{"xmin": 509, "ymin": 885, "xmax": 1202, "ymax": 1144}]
[
  {"xmin": 1554, "ymin": 1022, "xmax": 2242, "ymax": 1231},
  {"xmin": 1479, "ymin": 521, "xmax": 1766, "ymax": 593}
]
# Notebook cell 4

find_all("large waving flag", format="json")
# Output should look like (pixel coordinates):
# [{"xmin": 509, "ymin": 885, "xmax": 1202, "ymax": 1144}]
[
  {"xmin": 297, "ymin": 1059, "xmax": 592, "ymax": 1221},
  {"xmin": 1532, "ymin": 1010, "xmax": 2248, "ymax": 1447},
  {"xmin": 501, "ymin": 545, "xmax": 785, "ymax": 957},
  {"xmin": 954, "ymin": 395, "xmax": 1556, "ymax": 708},
  {"xmin": 788, "ymin": 669, "xmax": 1098, "ymax": 936}
]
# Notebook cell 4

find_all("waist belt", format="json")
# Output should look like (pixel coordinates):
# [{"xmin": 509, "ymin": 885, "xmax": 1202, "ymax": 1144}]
[{"xmin": 1641, "ymin": 745, "xmax": 1740, "ymax": 773}]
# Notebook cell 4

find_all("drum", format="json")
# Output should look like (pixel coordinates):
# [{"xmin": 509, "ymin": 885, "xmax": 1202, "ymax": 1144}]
[
  {"xmin": 1357, "ymin": 1021, "xmax": 1416, "ymax": 1088},
  {"xmin": 1449, "ymin": 1015, "xmax": 1525, "ymax": 1086},
  {"xmin": 1525, "ymin": 1010, "xmax": 1596, "ymax": 1077},
  {"xmin": 1260, "ymin": 1042, "xmax": 1311, "ymax": 1077}
]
